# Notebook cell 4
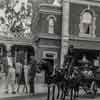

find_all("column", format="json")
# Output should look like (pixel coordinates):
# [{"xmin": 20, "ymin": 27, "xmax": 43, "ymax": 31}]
[
  {"xmin": 14, "ymin": 48, "xmax": 17, "ymax": 63},
  {"xmin": 6, "ymin": 44, "xmax": 13, "ymax": 67},
  {"xmin": 1, "ymin": 47, "xmax": 3, "ymax": 72},
  {"xmin": 6, "ymin": 44, "xmax": 12, "ymax": 57},
  {"xmin": 24, "ymin": 50, "xmax": 28, "ymax": 65},
  {"xmin": 60, "ymin": 0, "xmax": 70, "ymax": 67}
]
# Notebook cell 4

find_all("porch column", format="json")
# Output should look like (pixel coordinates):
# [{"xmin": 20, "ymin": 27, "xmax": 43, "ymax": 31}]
[
  {"xmin": 6, "ymin": 44, "xmax": 12, "ymax": 57},
  {"xmin": 24, "ymin": 50, "xmax": 28, "ymax": 64},
  {"xmin": 6, "ymin": 44, "xmax": 13, "ymax": 67},
  {"xmin": 0, "ymin": 48, "xmax": 3, "ymax": 72},
  {"xmin": 14, "ymin": 48, "xmax": 17, "ymax": 63},
  {"xmin": 60, "ymin": 0, "xmax": 70, "ymax": 67}
]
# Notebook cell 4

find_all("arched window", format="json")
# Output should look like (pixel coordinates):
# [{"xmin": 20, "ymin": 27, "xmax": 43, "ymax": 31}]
[
  {"xmin": 47, "ymin": 15, "xmax": 56, "ymax": 34},
  {"xmin": 79, "ymin": 9, "xmax": 96, "ymax": 38}
]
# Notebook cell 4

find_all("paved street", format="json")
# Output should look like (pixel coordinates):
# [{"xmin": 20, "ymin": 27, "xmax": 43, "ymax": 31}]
[
  {"xmin": 0, "ymin": 73, "xmax": 47, "ymax": 99},
  {"xmin": 0, "ymin": 86, "xmax": 100, "ymax": 100},
  {"xmin": 0, "ymin": 73, "xmax": 100, "ymax": 100},
  {"xmin": 0, "ymin": 92, "xmax": 100, "ymax": 100}
]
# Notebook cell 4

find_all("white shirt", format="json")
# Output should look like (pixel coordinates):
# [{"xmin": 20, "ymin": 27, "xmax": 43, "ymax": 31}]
[{"xmin": 7, "ymin": 56, "xmax": 13, "ymax": 67}]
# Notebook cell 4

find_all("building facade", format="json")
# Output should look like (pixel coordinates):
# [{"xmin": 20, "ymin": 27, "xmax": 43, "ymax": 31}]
[
  {"xmin": 0, "ymin": 0, "xmax": 100, "ymax": 72},
  {"xmin": 61, "ymin": 0, "xmax": 100, "ymax": 65},
  {"xmin": 0, "ymin": 0, "xmax": 34, "ymax": 72},
  {"xmin": 35, "ymin": 0, "xmax": 100, "ymax": 69}
]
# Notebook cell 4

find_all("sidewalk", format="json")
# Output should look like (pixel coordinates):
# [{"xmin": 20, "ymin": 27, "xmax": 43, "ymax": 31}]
[
  {"xmin": 0, "ymin": 84, "xmax": 48, "ymax": 98},
  {"xmin": 0, "ymin": 73, "xmax": 48, "ymax": 99}
]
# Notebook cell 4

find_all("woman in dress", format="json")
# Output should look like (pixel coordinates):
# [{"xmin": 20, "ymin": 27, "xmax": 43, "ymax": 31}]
[{"xmin": 23, "ymin": 61, "xmax": 29, "ymax": 93}]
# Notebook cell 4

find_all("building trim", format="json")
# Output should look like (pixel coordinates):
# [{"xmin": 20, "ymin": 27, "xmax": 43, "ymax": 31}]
[
  {"xmin": 69, "ymin": 0, "xmax": 100, "ymax": 7},
  {"xmin": 39, "ymin": 34, "xmax": 61, "ymax": 40},
  {"xmin": 69, "ymin": 35, "xmax": 100, "ymax": 42},
  {"xmin": 0, "ymin": 37, "xmax": 33, "ymax": 46},
  {"xmin": 47, "ymin": 15, "xmax": 57, "ymax": 21},
  {"xmin": 40, "ymin": 3, "xmax": 62, "ymax": 8},
  {"xmin": 40, "ymin": 9, "xmax": 62, "ymax": 15},
  {"xmin": 39, "ymin": 45, "xmax": 60, "ymax": 49}
]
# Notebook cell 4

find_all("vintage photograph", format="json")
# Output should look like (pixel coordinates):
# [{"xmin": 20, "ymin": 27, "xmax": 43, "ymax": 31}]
[{"xmin": 0, "ymin": 0, "xmax": 100, "ymax": 100}]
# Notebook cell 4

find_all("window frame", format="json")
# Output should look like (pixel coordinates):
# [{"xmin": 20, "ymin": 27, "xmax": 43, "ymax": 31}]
[
  {"xmin": 47, "ymin": 15, "xmax": 56, "ymax": 34},
  {"xmin": 79, "ymin": 9, "xmax": 96, "ymax": 38}
]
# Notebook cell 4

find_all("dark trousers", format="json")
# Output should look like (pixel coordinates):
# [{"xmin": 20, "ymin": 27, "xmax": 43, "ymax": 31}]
[{"xmin": 29, "ymin": 78, "xmax": 35, "ymax": 94}]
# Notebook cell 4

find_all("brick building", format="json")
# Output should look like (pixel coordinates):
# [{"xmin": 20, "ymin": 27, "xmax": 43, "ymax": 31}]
[
  {"xmin": 35, "ymin": 0, "xmax": 100, "ymax": 69},
  {"xmin": 0, "ymin": 0, "xmax": 100, "ymax": 72}
]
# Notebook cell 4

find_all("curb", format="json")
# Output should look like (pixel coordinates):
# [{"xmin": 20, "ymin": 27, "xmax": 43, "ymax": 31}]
[{"xmin": 0, "ymin": 92, "xmax": 48, "ymax": 100}]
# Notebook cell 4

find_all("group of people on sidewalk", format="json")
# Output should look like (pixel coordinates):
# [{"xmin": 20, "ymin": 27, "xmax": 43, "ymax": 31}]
[{"xmin": 4, "ymin": 55, "xmax": 37, "ymax": 95}]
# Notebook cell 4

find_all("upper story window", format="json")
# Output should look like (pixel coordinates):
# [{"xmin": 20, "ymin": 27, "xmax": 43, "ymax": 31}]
[
  {"xmin": 79, "ymin": 9, "xmax": 96, "ymax": 38},
  {"xmin": 47, "ymin": 15, "xmax": 56, "ymax": 34}
]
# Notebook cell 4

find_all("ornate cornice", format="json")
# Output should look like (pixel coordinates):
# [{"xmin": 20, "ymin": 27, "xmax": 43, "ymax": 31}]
[
  {"xmin": 69, "ymin": 0, "xmax": 100, "ymax": 7},
  {"xmin": 0, "ymin": 36, "xmax": 33, "ymax": 46},
  {"xmin": 69, "ymin": 35, "xmax": 100, "ymax": 42},
  {"xmin": 40, "ymin": 3, "xmax": 62, "ymax": 15}
]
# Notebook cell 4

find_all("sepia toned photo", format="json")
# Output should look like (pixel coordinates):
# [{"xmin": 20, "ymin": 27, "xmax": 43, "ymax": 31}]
[{"xmin": 0, "ymin": 0, "xmax": 100, "ymax": 100}]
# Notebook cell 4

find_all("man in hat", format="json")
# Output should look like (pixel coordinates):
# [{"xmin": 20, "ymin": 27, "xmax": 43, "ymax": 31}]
[{"xmin": 5, "ymin": 52, "xmax": 16, "ymax": 94}]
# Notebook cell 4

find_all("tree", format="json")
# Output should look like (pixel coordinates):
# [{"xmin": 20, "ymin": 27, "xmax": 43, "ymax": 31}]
[{"xmin": 0, "ymin": 0, "xmax": 33, "ymax": 38}]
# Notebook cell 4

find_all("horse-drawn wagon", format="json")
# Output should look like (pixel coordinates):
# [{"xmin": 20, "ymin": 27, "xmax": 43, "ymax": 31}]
[{"xmin": 77, "ymin": 57, "xmax": 96, "ymax": 95}]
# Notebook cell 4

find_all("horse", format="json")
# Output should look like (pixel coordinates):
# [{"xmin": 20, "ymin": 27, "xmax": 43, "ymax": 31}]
[
  {"xmin": 61, "ymin": 66, "xmax": 81, "ymax": 100},
  {"xmin": 38, "ymin": 59, "xmax": 56, "ymax": 100},
  {"xmin": 38, "ymin": 58, "xmax": 81, "ymax": 100}
]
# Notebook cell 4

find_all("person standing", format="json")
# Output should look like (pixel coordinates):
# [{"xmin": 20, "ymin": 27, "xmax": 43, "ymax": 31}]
[
  {"xmin": 15, "ymin": 62, "xmax": 22, "ymax": 84},
  {"xmin": 28, "ymin": 56, "xmax": 37, "ymax": 95},
  {"xmin": 5, "ymin": 53, "xmax": 16, "ymax": 94},
  {"xmin": 17, "ymin": 64, "xmax": 25, "ymax": 93},
  {"xmin": 23, "ymin": 62, "xmax": 29, "ymax": 93},
  {"xmin": 6, "ymin": 65, "xmax": 16, "ymax": 94}
]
